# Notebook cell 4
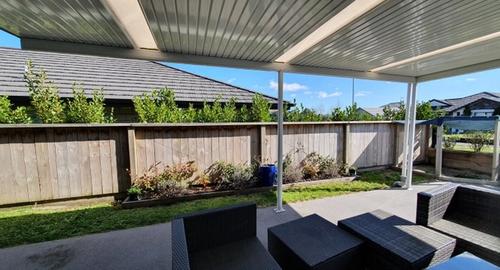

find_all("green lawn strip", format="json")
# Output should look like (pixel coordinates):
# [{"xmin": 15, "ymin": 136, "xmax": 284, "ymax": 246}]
[
  {"xmin": 0, "ymin": 170, "xmax": 410, "ymax": 248},
  {"xmin": 448, "ymin": 143, "xmax": 493, "ymax": 153}
]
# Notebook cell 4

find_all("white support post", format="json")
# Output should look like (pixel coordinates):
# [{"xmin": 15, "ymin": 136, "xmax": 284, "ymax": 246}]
[
  {"xmin": 435, "ymin": 125, "xmax": 444, "ymax": 179},
  {"xmin": 275, "ymin": 70, "xmax": 285, "ymax": 213},
  {"xmin": 401, "ymin": 83, "xmax": 413, "ymax": 181},
  {"xmin": 492, "ymin": 118, "xmax": 500, "ymax": 181},
  {"xmin": 404, "ymin": 82, "xmax": 418, "ymax": 189}
]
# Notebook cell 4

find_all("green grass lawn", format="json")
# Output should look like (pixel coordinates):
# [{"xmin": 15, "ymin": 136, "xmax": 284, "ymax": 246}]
[{"xmin": 0, "ymin": 170, "xmax": 428, "ymax": 248}]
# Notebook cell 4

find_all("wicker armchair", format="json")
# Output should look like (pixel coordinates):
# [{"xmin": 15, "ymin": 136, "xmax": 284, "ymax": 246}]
[
  {"xmin": 171, "ymin": 203, "xmax": 281, "ymax": 270},
  {"xmin": 417, "ymin": 183, "xmax": 500, "ymax": 265}
]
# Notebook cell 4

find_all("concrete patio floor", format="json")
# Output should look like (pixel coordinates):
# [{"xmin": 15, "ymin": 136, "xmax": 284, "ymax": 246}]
[{"xmin": 0, "ymin": 182, "xmax": 445, "ymax": 270}]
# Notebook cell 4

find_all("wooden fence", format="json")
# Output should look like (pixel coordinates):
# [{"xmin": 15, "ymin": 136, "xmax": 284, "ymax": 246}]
[{"xmin": 0, "ymin": 122, "xmax": 429, "ymax": 205}]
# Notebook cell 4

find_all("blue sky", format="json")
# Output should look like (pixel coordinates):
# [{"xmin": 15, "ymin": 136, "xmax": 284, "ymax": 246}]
[{"xmin": 1, "ymin": 30, "xmax": 498, "ymax": 112}]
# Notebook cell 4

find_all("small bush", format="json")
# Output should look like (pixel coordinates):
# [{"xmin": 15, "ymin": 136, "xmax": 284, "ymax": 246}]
[
  {"xmin": 251, "ymin": 94, "xmax": 272, "ymax": 122},
  {"xmin": 467, "ymin": 132, "xmax": 492, "ymax": 153},
  {"xmin": 205, "ymin": 161, "xmax": 256, "ymax": 190},
  {"xmin": 133, "ymin": 88, "xmax": 183, "ymax": 123},
  {"xmin": 443, "ymin": 136, "xmax": 457, "ymax": 150},
  {"xmin": 131, "ymin": 161, "xmax": 197, "ymax": 199},
  {"xmin": 25, "ymin": 60, "xmax": 65, "ymax": 123},
  {"xmin": 66, "ymin": 85, "xmax": 114, "ymax": 123},
  {"xmin": 0, "ymin": 96, "xmax": 31, "ymax": 124},
  {"xmin": 300, "ymin": 152, "xmax": 341, "ymax": 180}
]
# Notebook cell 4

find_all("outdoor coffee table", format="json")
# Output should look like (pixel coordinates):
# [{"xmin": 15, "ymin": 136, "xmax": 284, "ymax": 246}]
[
  {"xmin": 338, "ymin": 209, "xmax": 456, "ymax": 270},
  {"xmin": 427, "ymin": 252, "xmax": 500, "ymax": 270},
  {"xmin": 268, "ymin": 214, "xmax": 364, "ymax": 270}
]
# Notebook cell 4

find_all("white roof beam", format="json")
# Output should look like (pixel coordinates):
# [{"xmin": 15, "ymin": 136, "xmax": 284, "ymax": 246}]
[
  {"xmin": 20, "ymin": 38, "xmax": 415, "ymax": 83},
  {"xmin": 102, "ymin": 0, "xmax": 158, "ymax": 50},
  {"xmin": 274, "ymin": 0, "xmax": 385, "ymax": 63},
  {"xmin": 371, "ymin": 32, "xmax": 500, "ymax": 72}
]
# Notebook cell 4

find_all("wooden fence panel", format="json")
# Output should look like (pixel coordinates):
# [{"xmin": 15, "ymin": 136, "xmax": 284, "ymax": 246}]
[
  {"xmin": 0, "ymin": 127, "xmax": 128, "ymax": 205},
  {"xmin": 0, "ymin": 122, "xmax": 429, "ymax": 205},
  {"xmin": 134, "ymin": 126, "xmax": 259, "ymax": 174}
]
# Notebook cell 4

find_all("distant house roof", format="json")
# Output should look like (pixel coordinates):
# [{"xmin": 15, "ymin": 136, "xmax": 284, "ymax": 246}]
[
  {"xmin": 433, "ymin": 92, "xmax": 500, "ymax": 112},
  {"xmin": 0, "ymin": 47, "xmax": 278, "ymax": 106},
  {"xmin": 359, "ymin": 101, "xmax": 402, "ymax": 117}
]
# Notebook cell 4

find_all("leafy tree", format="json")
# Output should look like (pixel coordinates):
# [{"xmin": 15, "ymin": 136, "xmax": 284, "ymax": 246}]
[
  {"xmin": 182, "ymin": 104, "xmax": 197, "ymax": 123},
  {"xmin": 25, "ymin": 60, "xmax": 65, "ymax": 123},
  {"xmin": 286, "ymin": 103, "xmax": 324, "ymax": 122},
  {"xmin": 0, "ymin": 96, "xmax": 31, "ymax": 124},
  {"xmin": 66, "ymin": 85, "xmax": 114, "ymax": 123},
  {"xmin": 330, "ymin": 107, "xmax": 347, "ymax": 121},
  {"xmin": 382, "ymin": 102, "xmax": 405, "ymax": 120},
  {"xmin": 222, "ymin": 98, "xmax": 237, "ymax": 122},
  {"xmin": 250, "ymin": 94, "xmax": 272, "ymax": 122},
  {"xmin": 238, "ymin": 105, "xmax": 251, "ymax": 122},
  {"xmin": 416, "ymin": 101, "xmax": 444, "ymax": 120},
  {"xmin": 133, "ymin": 88, "xmax": 183, "ymax": 123},
  {"xmin": 197, "ymin": 98, "xmax": 225, "ymax": 122}
]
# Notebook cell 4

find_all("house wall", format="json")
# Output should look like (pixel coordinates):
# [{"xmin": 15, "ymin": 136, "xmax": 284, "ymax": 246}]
[{"xmin": 0, "ymin": 122, "xmax": 429, "ymax": 206}]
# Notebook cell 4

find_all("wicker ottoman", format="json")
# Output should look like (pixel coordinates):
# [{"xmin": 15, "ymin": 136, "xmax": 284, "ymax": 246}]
[
  {"xmin": 339, "ymin": 210, "xmax": 456, "ymax": 270},
  {"xmin": 268, "ymin": 214, "xmax": 364, "ymax": 270}
]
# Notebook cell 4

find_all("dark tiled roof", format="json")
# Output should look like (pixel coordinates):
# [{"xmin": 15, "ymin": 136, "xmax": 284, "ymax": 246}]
[
  {"xmin": 0, "ymin": 47, "xmax": 277, "ymax": 105},
  {"xmin": 436, "ymin": 92, "xmax": 500, "ymax": 112}
]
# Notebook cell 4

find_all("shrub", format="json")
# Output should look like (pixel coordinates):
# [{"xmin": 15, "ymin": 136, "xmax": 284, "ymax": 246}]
[
  {"xmin": 286, "ymin": 103, "xmax": 324, "ymax": 122},
  {"xmin": 183, "ymin": 104, "xmax": 197, "ymax": 123},
  {"xmin": 467, "ymin": 132, "xmax": 492, "ymax": 153},
  {"xmin": 300, "ymin": 152, "xmax": 341, "ymax": 180},
  {"xmin": 443, "ymin": 136, "xmax": 457, "ymax": 150},
  {"xmin": 0, "ymin": 96, "xmax": 31, "ymax": 124},
  {"xmin": 251, "ymin": 94, "xmax": 272, "ymax": 122},
  {"xmin": 197, "ymin": 98, "xmax": 224, "ymax": 122},
  {"xmin": 131, "ymin": 161, "xmax": 197, "ymax": 199},
  {"xmin": 205, "ymin": 161, "xmax": 256, "ymax": 190},
  {"xmin": 133, "ymin": 88, "xmax": 183, "ymax": 123},
  {"xmin": 238, "ymin": 105, "xmax": 251, "ymax": 122},
  {"xmin": 25, "ymin": 60, "xmax": 65, "ymax": 123},
  {"xmin": 66, "ymin": 85, "xmax": 114, "ymax": 123}
]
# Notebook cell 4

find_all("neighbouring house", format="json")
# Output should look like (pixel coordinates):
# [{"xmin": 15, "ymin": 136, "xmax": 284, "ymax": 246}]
[
  {"xmin": 0, "ymin": 47, "xmax": 278, "ymax": 122},
  {"xmin": 429, "ymin": 92, "xmax": 500, "ymax": 117},
  {"xmin": 358, "ymin": 101, "xmax": 402, "ymax": 117}
]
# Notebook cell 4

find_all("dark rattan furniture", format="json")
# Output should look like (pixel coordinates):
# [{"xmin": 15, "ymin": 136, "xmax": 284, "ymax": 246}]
[
  {"xmin": 417, "ymin": 183, "xmax": 500, "ymax": 266},
  {"xmin": 427, "ymin": 252, "xmax": 500, "ymax": 270},
  {"xmin": 171, "ymin": 203, "xmax": 281, "ymax": 270},
  {"xmin": 268, "ymin": 214, "xmax": 364, "ymax": 270},
  {"xmin": 338, "ymin": 210, "xmax": 456, "ymax": 270}
]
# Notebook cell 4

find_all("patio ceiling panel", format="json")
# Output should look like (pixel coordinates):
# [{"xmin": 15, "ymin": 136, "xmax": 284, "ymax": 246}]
[
  {"xmin": 0, "ymin": 0, "xmax": 133, "ymax": 48},
  {"xmin": 138, "ymin": 0, "xmax": 353, "ymax": 62},
  {"xmin": 291, "ymin": 0, "xmax": 500, "ymax": 72},
  {"xmin": 382, "ymin": 37, "xmax": 500, "ymax": 77}
]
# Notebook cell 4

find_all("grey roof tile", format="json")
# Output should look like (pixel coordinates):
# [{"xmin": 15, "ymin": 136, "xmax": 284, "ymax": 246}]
[{"xmin": 0, "ymin": 47, "xmax": 278, "ymax": 105}]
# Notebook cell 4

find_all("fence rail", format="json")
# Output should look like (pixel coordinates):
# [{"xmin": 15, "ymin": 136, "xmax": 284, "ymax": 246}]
[{"xmin": 0, "ymin": 122, "xmax": 429, "ymax": 205}]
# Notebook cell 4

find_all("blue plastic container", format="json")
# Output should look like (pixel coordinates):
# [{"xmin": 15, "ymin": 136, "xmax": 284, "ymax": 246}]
[{"xmin": 259, "ymin": 164, "xmax": 277, "ymax": 186}]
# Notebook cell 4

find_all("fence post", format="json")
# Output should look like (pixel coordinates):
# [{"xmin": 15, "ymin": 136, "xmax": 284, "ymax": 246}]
[
  {"xmin": 435, "ymin": 125, "xmax": 443, "ymax": 179},
  {"xmin": 492, "ymin": 119, "xmax": 499, "ymax": 181},
  {"xmin": 127, "ymin": 127, "xmax": 137, "ymax": 180},
  {"xmin": 393, "ymin": 123, "xmax": 400, "ymax": 166},
  {"xmin": 343, "ymin": 123, "xmax": 351, "ymax": 169}
]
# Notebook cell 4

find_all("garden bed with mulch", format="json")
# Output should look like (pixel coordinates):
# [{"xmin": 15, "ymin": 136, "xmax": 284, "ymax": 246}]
[{"xmin": 121, "ymin": 176, "xmax": 357, "ymax": 209}]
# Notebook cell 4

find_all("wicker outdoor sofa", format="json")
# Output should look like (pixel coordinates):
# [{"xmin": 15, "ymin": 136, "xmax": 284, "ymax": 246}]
[
  {"xmin": 171, "ymin": 203, "xmax": 281, "ymax": 270},
  {"xmin": 417, "ymin": 183, "xmax": 500, "ymax": 265}
]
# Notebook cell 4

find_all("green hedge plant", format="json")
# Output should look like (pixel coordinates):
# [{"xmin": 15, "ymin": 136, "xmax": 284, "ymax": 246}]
[
  {"xmin": 0, "ymin": 96, "xmax": 31, "ymax": 124},
  {"xmin": 66, "ymin": 84, "xmax": 114, "ymax": 123},
  {"xmin": 24, "ymin": 60, "xmax": 65, "ymax": 123}
]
